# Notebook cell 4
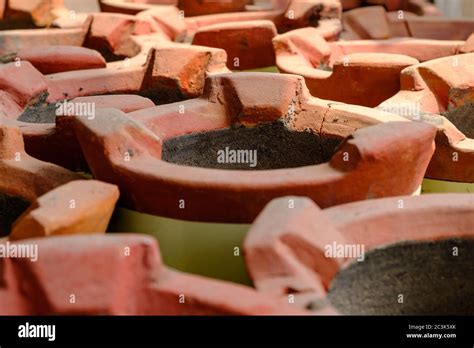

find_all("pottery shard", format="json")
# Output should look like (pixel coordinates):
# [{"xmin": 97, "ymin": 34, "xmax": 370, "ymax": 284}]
[
  {"xmin": 178, "ymin": 0, "xmax": 249, "ymax": 16},
  {"xmin": 343, "ymin": 6, "xmax": 390, "ymax": 40},
  {"xmin": 15, "ymin": 46, "xmax": 106, "ymax": 74},
  {"xmin": 192, "ymin": 20, "xmax": 278, "ymax": 70},
  {"xmin": 9, "ymin": 180, "xmax": 119, "ymax": 241}
]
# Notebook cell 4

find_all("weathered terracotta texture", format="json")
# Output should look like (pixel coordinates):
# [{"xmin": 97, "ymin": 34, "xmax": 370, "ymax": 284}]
[
  {"xmin": 2, "ymin": 0, "xmax": 100, "ymax": 27},
  {"xmin": 2, "ymin": 93, "xmax": 154, "ymax": 172},
  {"xmin": 84, "ymin": 12, "xmax": 154, "ymax": 58},
  {"xmin": 328, "ymin": 38, "xmax": 465, "ymax": 64},
  {"xmin": 99, "ymin": 0, "xmax": 178, "ymax": 16},
  {"xmin": 192, "ymin": 20, "xmax": 278, "ymax": 70},
  {"xmin": 341, "ymin": 0, "xmax": 438, "ymax": 13},
  {"xmin": 71, "ymin": 73, "xmax": 436, "ymax": 223},
  {"xmin": 10, "ymin": 180, "xmax": 119, "ymax": 241},
  {"xmin": 274, "ymin": 28, "xmax": 419, "ymax": 107},
  {"xmin": 0, "ymin": 234, "xmax": 305, "ymax": 315},
  {"xmin": 6, "ymin": 46, "xmax": 106, "ymax": 74},
  {"xmin": 380, "ymin": 53, "xmax": 474, "ymax": 183},
  {"xmin": 0, "ymin": 120, "xmax": 80, "ymax": 202},
  {"xmin": 179, "ymin": 0, "xmax": 249, "ymax": 16},
  {"xmin": 343, "ymin": 6, "xmax": 473, "ymax": 40},
  {"xmin": 244, "ymin": 194, "xmax": 474, "ymax": 311},
  {"xmin": 42, "ymin": 42, "xmax": 228, "ymax": 104},
  {"xmin": 0, "ymin": 57, "xmax": 147, "ymax": 170},
  {"xmin": 0, "ymin": 17, "xmax": 92, "ymax": 55},
  {"xmin": 100, "ymin": 0, "xmax": 342, "ymax": 37}
]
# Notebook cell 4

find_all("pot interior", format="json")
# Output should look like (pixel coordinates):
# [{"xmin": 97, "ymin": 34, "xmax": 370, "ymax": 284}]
[
  {"xmin": 444, "ymin": 101, "xmax": 474, "ymax": 139},
  {"xmin": 0, "ymin": 192, "xmax": 31, "ymax": 236},
  {"xmin": 17, "ymin": 92, "xmax": 59, "ymax": 124},
  {"xmin": 162, "ymin": 121, "xmax": 343, "ymax": 170},
  {"xmin": 327, "ymin": 238, "xmax": 474, "ymax": 315}
]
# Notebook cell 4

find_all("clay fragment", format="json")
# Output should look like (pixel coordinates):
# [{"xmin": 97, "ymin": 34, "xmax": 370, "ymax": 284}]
[{"xmin": 10, "ymin": 180, "xmax": 119, "ymax": 241}]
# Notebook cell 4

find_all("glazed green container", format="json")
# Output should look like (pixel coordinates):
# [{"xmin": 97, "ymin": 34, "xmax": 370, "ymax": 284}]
[
  {"xmin": 422, "ymin": 179, "xmax": 474, "ymax": 194},
  {"xmin": 108, "ymin": 208, "xmax": 252, "ymax": 285}
]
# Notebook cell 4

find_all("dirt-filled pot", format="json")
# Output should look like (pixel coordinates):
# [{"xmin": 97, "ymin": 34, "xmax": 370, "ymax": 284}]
[{"xmin": 72, "ymin": 74, "xmax": 437, "ymax": 283}]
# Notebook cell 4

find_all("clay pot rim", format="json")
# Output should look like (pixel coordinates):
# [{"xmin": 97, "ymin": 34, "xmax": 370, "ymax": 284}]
[{"xmin": 243, "ymin": 194, "xmax": 474, "ymax": 311}]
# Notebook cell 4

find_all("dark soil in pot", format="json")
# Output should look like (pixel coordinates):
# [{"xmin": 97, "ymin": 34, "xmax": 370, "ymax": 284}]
[
  {"xmin": 162, "ymin": 121, "xmax": 343, "ymax": 170},
  {"xmin": 328, "ymin": 238, "xmax": 474, "ymax": 315}
]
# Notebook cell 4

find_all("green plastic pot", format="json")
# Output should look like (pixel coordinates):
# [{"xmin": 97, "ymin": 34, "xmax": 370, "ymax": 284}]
[
  {"xmin": 108, "ymin": 184, "xmax": 422, "ymax": 285},
  {"xmin": 108, "ymin": 208, "xmax": 252, "ymax": 285},
  {"xmin": 238, "ymin": 66, "xmax": 279, "ymax": 73},
  {"xmin": 422, "ymin": 178, "xmax": 474, "ymax": 194}
]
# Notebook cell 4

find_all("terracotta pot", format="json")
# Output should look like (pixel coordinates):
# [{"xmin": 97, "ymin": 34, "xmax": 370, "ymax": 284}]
[
  {"xmin": 63, "ymin": 73, "xmax": 435, "ymax": 283},
  {"xmin": 273, "ymin": 26, "xmax": 472, "ymax": 107},
  {"xmin": 379, "ymin": 53, "xmax": 474, "ymax": 188},
  {"xmin": 273, "ymin": 27, "xmax": 421, "ymax": 107},
  {"xmin": 343, "ymin": 6, "xmax": 473, "ymax": 40},
  {"xmin": 0, "ymin": 234, "xmax": 305, "ymax": 315},
  {"xmin": 72, "ymin": 73, "xmax": 436, "ymax": 224},
  {"xmin": 244, "ymin": 194, "xmax": 474, "ymax": 314},
  {"xmin": 192, "ymin": 20, "xmax": 278, "ymax": 70}
]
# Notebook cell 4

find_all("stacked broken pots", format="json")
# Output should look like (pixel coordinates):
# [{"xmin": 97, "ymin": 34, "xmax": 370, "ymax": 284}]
[{"xmin": 0, "ymin": 0, "xmax": 473, "ymax": 315}]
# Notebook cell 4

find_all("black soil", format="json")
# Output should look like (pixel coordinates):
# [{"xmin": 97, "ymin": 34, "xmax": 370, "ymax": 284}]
[
  {"xmin": 444, "ymin": 102, "xmax": 474, "ymax": 139},
  {"xmin": 17, "ymin": 92, "xmax": 57, "ymax": 124},
  {"xmin": 162, "ymin": 122, "xmax": 343, "ymax": 170},
  {"xmin": 328, "ymin": 239, "xmax": 474, "ymax": 315},
  {"xmin": 0, "ymin": 192, "xmax": 30, "ymax": 236}
]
